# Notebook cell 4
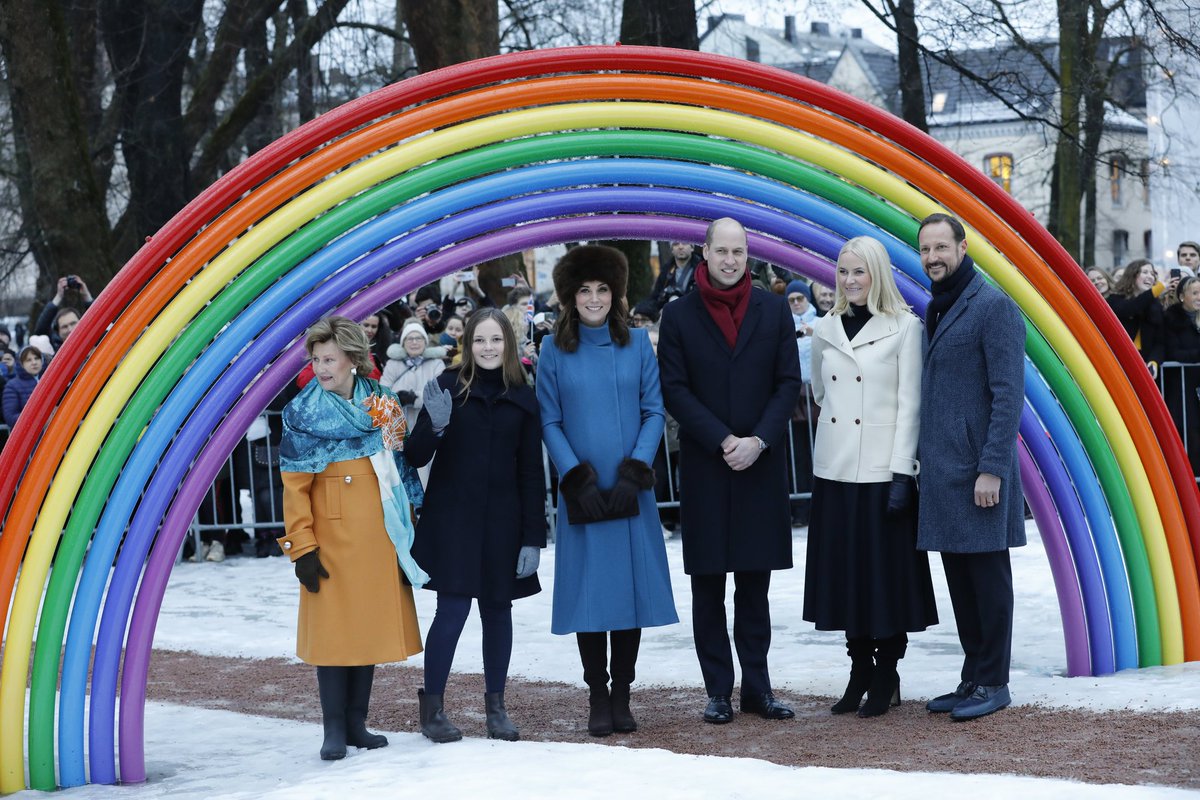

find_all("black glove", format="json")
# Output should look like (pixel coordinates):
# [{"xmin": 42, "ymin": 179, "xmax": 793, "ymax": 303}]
[
  {"xmin": 560, "ymin": 462, "xmax": 607, "ymax": 521},
  {"xmin": 607, "ymin": 477, "xmax": 641, "ymax": 514},
  {"xmin": 886, "ymin": 474, "xmax": 913, "ymax": 516},
  {"xmin": 396, "ymin": 389, "xmax": 417, "ymax": 405},
  {"xmin": 295, "ymin": 549, "xmax": 329, "ymax": 593}
]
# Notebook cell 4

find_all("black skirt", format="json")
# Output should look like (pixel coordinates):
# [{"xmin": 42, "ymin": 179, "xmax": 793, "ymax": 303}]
[{"xmin": 802, "ymin": 477, "xmax": 938, "ymax": 639}]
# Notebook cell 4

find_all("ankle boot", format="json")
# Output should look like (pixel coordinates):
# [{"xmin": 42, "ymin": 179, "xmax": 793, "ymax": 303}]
[
  {"xmin": 588, "ymin": 687, "xmax": 614, "ymax": 737},
  {"xmin": 316, "ymin": 666, "xmax": 348, "ymax": 760},
  {"xmin": 346, "ymin": 665, "xmax": 388, "ymax": 749},
  {"xmin": 858, "ymin": 634, "xmax": 906, "ymax": 718},
  {"xmin": 831, "ymin": 637, "xmax": 874, "ymax": 715},
  {"xmin": 609, "ymin": 629, "xmax": 641, "ymax": 733},
  {"xmin": 484, "ymin": 692, "xmax": 520, "ymax": 741},
  {"xmin": 418, "ymin": 688, "xmax": 463, "ymax": 743}
]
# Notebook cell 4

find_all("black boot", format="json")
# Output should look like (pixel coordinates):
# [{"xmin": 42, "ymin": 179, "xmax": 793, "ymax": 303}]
[
  {"xmin": 858, "ymin": 634, "xmax": 906, "ymax": 718},
  {"xmin": 831, "ymin": 637, "xmax": 874, "ymax": 715},
  {"xmin": 484, "ymin": 692, "xmax": 520, "ymax": 741},
  {"xmin": 577, "ymin": 632, "xmax": 612, "ymax": 736},
  {"xmin": 316, "ymin": 666, "xmax": 348, "ymax": 760},
  {"xmin": 346, "ymin": 665, "xmax": 388, "ymax": 750},
  {"xmin": 609, "ymin": 628, "xmax": 641, "ymax": 733},
  {"xmin": 418, "ymin": 688, "xmax": 463, "ymax": 743}
]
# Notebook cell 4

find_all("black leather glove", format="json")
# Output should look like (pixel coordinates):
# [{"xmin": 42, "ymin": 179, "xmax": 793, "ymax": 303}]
[
  {"xmin": 607, "ymin": 477, "xmax": 641, "ymax": 513},
  {"xmin": 560, "ymin": 462, "xmax": 607, "ymax": 521},
  {"xmin": 886, "ymin": 474, "xmax": 913, "ymax": 515},
  {"xmin": 396, "ymin": 389, "xmax": 417, "ymax": 405},
  {"xmin": 295, "ymin": 549, "xmax": 329, "ymax": 593}
]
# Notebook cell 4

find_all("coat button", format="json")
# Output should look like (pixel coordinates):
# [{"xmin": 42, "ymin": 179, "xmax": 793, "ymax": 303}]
[
  {"xmin": 282, "ymin": 541, "xmax": 292, "ymax": 550},
  {"xmin": 831, "ymin": 417, "xmax": 837, "ymax": 423},
  {"xmin": 856, "ymin": 376, "xmax": 862, "ymax": 382},
  {"xmin": 832, "ymin": 375, "xmax": 837, "ymax": 381},
  {"xmin": 855, "ymin": 419, "xmax": 861, "ymax": 424},
  {"xmin": 344, "ymin": 476, "xmax": 352, "ymax": 484}
]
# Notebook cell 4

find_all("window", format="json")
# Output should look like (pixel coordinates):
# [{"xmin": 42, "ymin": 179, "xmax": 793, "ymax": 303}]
[
  {"xmin": 1113, "ymin": 229, "xmax": 1129, "ymax": 267},
  {"xmin": 745, "ymin": 37, "xmax": 760, "ymax": 62},
  {"xmin": 1144, "ymin": 230, "xmax": 1153, "ymax": 260},
  {"xmin": 931, "ymin": 92, "xmax": 948, "ymax": 113},
  {"xmin": 984, "ymin": 153, "xmax": 1013, "ymax": 193},
  {"xmin": 1111, "ymin": 155, "xmax": 1127, "ymax": 207}
]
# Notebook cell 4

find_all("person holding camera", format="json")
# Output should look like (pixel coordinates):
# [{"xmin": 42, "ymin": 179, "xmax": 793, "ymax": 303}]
[{"xmin": 35, "ymin": 275, "xmax": 93, "ymax": 352}]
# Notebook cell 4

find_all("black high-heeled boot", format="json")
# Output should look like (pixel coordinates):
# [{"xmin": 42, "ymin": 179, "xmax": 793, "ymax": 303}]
[
  {"xmin": 609, "ymin": 628, "xmax": 641, "ymax": 733},
  {"xmin": 831, "ymin": 637, "xmax": 874, "ymax": 715},
  {"xmin": 858, "ymin": 634, "xmax": 907, "ymax": 718},
  {"xmin": 578, "ymin": 632, "xmax": 612, "ymax": 736}
]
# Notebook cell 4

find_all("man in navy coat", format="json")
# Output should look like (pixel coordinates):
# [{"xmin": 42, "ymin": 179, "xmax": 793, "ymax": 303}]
[
  {"xmin": 916, "ymin": 212, "xmax": 1025, "ymax": 721},
  {"xmin": 658, "ymin": 217, "xmax": 803, "ymax": 724}
]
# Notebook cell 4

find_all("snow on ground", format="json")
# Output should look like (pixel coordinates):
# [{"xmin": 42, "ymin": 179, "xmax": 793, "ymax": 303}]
[{"xmin": 10, "ymin": 522, "xmax": 1200, "ymax": 798}]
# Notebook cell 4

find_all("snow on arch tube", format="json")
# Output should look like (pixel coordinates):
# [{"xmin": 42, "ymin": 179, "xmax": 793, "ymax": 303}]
[{"xmin": 0, "ymin": 46, "xmax": 1197, "ymax": 792}]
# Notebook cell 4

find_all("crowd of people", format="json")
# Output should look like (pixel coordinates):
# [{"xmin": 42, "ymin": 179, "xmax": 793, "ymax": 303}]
[{"xmin": 271, "ymin": 212, "xmax": 1028, "ymax": 763}]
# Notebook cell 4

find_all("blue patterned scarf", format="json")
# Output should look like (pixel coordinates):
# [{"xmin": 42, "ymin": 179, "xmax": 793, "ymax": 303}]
[{"xmin": 280, "ymin": 376, "xmax": 427, "ymax": 585}]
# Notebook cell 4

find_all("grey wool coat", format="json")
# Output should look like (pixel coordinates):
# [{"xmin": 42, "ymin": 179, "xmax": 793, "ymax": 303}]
[
  {"xmin": 917, "ymin": 273, "xmax": 1026, "ymax": 553},
  {"xmin": 657, "ymin": 288, "xmax": 804, "ymax": 575}
]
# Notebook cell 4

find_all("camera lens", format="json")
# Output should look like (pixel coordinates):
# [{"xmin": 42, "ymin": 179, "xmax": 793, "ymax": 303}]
[{"xmin": 427, "ymin": 307, "xmax": 441, "ymax": 322}]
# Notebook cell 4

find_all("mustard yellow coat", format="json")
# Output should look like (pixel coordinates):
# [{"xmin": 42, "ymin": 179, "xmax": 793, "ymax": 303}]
[{"xmin": 280, "ymin": 456, "xmax": 423, "ymax": 665}]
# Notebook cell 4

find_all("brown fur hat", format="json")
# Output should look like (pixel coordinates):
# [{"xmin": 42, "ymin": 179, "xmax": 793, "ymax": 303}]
[{"xmin": 552, "ymin": 245, "xmax": 628, "ymax": 307}]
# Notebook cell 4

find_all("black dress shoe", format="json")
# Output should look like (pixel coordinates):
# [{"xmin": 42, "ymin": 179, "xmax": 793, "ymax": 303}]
[
  {"xmin": 926, "ymin": 680, "xmax": 976, "ymax": 713},
  {"xmin": 703, "ymin": 695, "xmax": 734, "ymax": 724},
  {"xmin": 740, "ymin": 691, "xmax": 795, "ymax": 720}
]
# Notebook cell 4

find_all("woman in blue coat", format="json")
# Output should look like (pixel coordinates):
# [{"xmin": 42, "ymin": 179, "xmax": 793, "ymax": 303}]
[{"xmin": 537, "ymin": 245, "xmax": 678, "ymax": 737}]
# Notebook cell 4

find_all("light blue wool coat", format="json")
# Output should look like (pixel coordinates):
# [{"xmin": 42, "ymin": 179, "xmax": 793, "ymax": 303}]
[{"xmin": 538, "ymin": 324, "xmax": 679, "ymax": 634}]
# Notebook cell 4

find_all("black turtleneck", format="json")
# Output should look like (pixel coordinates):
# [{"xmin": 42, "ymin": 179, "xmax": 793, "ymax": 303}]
[
  {"xmin": 840, "ymin": 304, "xmax": 873, "ymax": 341},
  {"xmin": 471, "ymin": 364, "xmax": 506, "ymax": 400}
]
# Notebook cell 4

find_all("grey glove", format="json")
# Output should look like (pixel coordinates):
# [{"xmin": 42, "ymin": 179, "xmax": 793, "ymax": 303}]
[
  {"xmin": 515, "ymin": 545, "xmax": 540, "ymax": 579},
  {"xmin": 422, "ymin": 380, "xmax": 453, "ymax": 432}
]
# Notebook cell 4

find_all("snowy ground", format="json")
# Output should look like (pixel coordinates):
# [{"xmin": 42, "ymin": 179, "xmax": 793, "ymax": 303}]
[{"xmin": 11, "ymin": 522, "xmax": 1200, "ymax": 798}]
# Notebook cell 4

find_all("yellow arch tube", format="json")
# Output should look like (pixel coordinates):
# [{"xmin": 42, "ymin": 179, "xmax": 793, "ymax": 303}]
[{"xmin": 0, "ymin": 102, "xmax": 1180, "ymax": 778}]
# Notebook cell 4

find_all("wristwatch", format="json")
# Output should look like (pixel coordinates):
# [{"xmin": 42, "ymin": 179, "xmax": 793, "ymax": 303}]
[{"xmin": 754, "ymin": 436, "xmax": 767, "ymax": 450}]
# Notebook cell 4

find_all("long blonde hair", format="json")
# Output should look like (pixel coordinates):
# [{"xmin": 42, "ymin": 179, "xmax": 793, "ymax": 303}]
[{"xmin": 831, "ymin": 236, "xmax": 910, "ymax": 317}]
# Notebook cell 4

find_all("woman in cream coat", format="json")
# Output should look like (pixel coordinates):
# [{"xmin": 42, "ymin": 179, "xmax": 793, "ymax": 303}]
[{"xmin": 802, "ymin": 236, "xmax": 937, "ymax": 718}]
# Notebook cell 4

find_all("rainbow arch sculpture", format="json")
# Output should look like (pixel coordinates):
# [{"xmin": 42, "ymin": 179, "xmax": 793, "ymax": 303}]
[{"xmin": 0, "ymin": 45, "xmax": 1198, "ymax": 791}]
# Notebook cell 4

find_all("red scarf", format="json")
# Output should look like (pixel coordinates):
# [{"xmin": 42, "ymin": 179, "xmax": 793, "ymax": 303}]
[{"xmin": 695, "ymin": 261, "xmax": 751, "ymax": 348}]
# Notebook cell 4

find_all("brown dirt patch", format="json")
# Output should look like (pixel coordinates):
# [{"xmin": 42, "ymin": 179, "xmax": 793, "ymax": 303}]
[{"xmin": 146, "ymin": 649, "xmax": 1199, "ymax": 789}]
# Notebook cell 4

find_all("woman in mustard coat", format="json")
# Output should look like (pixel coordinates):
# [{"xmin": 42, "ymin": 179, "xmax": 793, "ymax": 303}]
[{"xmin": 279, "ymin": 316, "xmax": 427, "ymax": 760}]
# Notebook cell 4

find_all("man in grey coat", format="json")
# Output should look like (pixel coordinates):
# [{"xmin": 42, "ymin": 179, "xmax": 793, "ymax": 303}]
[{"xmin": 916, "ymin": 212, "xmax": 1025, "ymax": 721}]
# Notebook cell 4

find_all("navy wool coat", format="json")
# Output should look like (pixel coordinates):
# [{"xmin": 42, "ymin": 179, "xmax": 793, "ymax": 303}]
[
  {"xmin": 658, "ymin": 288, "xmax": 804, "ymax": 575},
  {"xmin": 406, "ymin": 370, "xmax": 547, "ymax": 603},
  {"xmin": 917, "ymin": 275, "xmax": 1026, "ymax": 553}
]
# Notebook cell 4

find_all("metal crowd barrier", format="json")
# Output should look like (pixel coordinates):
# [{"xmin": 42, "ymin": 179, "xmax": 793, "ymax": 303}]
[
  {"xmin": 1157, "ymin": 361, "xmax": 1200, "ymax": 485},
  {"xmin": 186, "ymin": 388, "xmax": 820, "ymax": 556}
]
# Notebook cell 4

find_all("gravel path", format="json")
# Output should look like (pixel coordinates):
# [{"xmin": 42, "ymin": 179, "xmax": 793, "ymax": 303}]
[{"xmin": 147, "ymin": 649, "xmax": 1199, "ymax": 789}]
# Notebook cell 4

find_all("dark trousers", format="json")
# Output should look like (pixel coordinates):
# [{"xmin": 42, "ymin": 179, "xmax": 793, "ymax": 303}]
[
  {"xmin": 941, "ymin": 550, "xmax": 1013, "ymax": 686},
  {"xmin": 690, "ymin": 570, "xmax": 772, "ymax": 697}
]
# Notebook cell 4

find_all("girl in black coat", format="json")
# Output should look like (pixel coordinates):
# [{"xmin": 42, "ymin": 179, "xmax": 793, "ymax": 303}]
[
  {"xmin": 405, "ymin": 308, "xmax": 546, "ymax": 744},
  {"xmin": 1107, "ymin": 258, "xmax": 1166, "ymax": 376},
  {"xmin": 1163, "ymin": 277, "xmax": 1200, "ymax": 473}
]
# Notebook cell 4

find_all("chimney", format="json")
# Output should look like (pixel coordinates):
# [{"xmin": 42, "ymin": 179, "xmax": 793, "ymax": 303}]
[
  {"xmin": 851, "ymin": 28, "xmax": 863, "ymax": 39},
  {"xmin": 707, "ymin": 15, "xmax": 721, "ymax": 32},
  {"xmin": 811, "ymin": 21, "xmax": 830, "ymax": 36},
  {"xmin": 784, "ymin": 15, "xmax": 797, "ymax": 43}
]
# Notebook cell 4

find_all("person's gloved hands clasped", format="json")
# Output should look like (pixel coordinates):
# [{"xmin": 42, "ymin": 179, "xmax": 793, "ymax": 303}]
[
  {"xmin": 422, "ymin": 381, "xmax": 454, "ymax": 433},
  {"xmin": 295, "ymin": 549, "xmax": 329, "ymax": 593},
  {"xmin": 886, "ymin": 474, "xmax": 913, "ymax": 516},
  {"xmin": 609, "ymin": 458, "xmax": 655, "ymax": 511},
  {"xmin": 515, "ymin": 546, "xmax": 540, "ymax": 579},
  {"xmin": 560, "ymin": 462, "xmax": 606, "ymax": 520}
]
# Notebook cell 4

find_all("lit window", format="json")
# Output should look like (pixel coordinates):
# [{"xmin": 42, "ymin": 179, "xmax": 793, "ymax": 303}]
[
  {"xmin": 984, "ymin": 153, "xmax": 1013, "ymax": 193},
  {"xmin": 932, "ymin": 92, "xmax": 947, "ymax": 113},
  {"xmin": 1111, "ymin": 155, "xmax": 1127, "ymax": 206}
]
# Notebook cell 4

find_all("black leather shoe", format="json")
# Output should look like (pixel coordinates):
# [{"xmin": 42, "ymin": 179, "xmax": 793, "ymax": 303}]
[
  {"xmin": 950, "ymin": 684, "xmax": 1011, "ymax": 721},
  {"xmin": 740, "ymin": 691, "xmax": 795, "ymax": 720},
  {"xmin": 703, "ymin": 695, "xmax": 734, "ymax": 724},
  {"xmin": 925, "ymin": 680, "xmax": 976, "ymax": 713}
]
